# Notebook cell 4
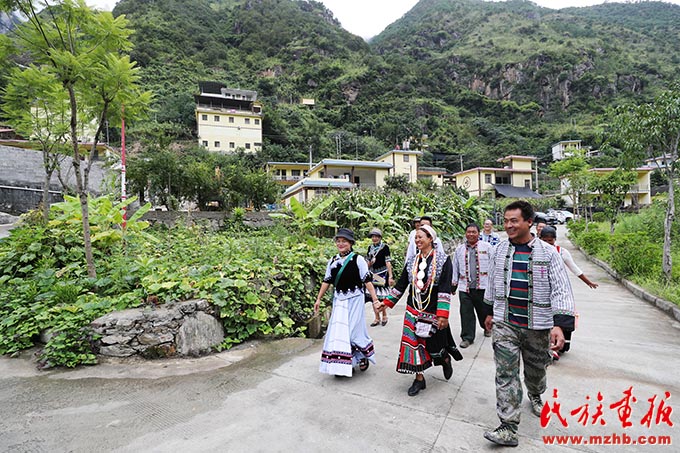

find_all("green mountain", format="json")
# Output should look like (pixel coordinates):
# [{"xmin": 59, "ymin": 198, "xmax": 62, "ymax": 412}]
[{"xmin": 112, "ymin": 0, "xmax": 680, "ymax": 170}]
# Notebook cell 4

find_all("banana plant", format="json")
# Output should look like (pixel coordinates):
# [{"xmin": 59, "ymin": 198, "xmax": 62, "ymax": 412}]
[{"xmin": 269, "ymin": 196, "xmax": 338, "ymax": 234}]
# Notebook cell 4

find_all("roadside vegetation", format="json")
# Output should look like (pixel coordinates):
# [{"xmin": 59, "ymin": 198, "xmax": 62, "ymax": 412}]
[
  {"xmin": 0, "ymin": 187, "xmax": 486, "ymax": 368},
  {"xmin": 567, "ymin": 193, "xmax": 680, "ymax": 306}
]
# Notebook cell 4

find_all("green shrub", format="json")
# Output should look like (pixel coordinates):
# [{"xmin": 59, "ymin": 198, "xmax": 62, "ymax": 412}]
[
  {"xmin": 591, "ymin": 212, "xmax": 607, "ymax": 223},
  {"xmin": 566, "ymin": 219, "xmax": 586, "ymax": 239},
  {"xmin": 609, "ymin": 233, "xmax": 661, "ymax": 278},
  {"xmin": 575, "ymin": 230, "xmax": 610, "ymax": 257},
  {"xmin": 616, "ymin": 195, "xmax": 677, "ymax": 244}
]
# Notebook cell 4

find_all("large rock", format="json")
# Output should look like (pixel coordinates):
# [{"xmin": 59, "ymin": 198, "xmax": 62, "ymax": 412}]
[
  {"xmin": 90, "ymin": 299, "xmax": 224, "ymax": 359},
  {"xmin": 176, "ymin": 312, "xmax": 225, "ymax": 357}
]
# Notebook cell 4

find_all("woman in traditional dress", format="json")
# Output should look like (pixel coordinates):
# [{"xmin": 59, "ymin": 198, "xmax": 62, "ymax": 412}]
[
  {"xmin": 376, "ymin": 225, "xmax": 458, "ymax": 396},
  {"xmin": 314, "ymin": 228, "xmax": 381, "ymax": 377},
  {"xmin": 539, "ymin": 225, "xmax": 596, "ymax": 360},
  {"xmin": 365, "ymin": 227, "xmax": 395, "ymax": 327}
]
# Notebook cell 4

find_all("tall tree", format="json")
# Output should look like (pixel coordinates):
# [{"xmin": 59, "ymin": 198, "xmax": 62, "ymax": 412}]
[
  {"xmin": 609, "ymin": 83, "xmax": 680, "ymax": 282},
  {"xmin": 2, "ymin": 0, "xmax": 151, "ymax": 277},
  {"xmin": 549, "ymin": 153, "xmax": 592, "ymax": 220}
]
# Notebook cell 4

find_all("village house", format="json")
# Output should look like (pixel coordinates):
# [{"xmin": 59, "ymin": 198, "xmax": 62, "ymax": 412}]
[
  {"xmin": 195, "ymin": 82, "xmax": 263, "ymax": 153},
  {"xmin": 448, "ymin": 155, "xmax": 540, "ymax": 199}
]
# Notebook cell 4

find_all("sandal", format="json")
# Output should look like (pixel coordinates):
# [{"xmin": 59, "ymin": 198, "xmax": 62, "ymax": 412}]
[
  {"xmin": 359, "ymin": 358, "xmax": 369, "ymax": 372},
  {"xmin": 370, "ymin": 320, "xmax": 380, "ymax": 327},
  {"xmin": 381, "ymin": 318, "xmax": 388, "ymax": 326}
]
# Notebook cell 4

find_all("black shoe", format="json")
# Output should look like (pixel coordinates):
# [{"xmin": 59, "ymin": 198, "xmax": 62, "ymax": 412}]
[
  {"xmin": 442, "ymin": 357, "xmax": 453, "ymax": 380},
  {"xmin": 407, "ymin": 378, "xmax": 426, "ymax": 396},
  {"xmin": 448, "ymin": 346, "xmax": 464, "ymax": 361}
]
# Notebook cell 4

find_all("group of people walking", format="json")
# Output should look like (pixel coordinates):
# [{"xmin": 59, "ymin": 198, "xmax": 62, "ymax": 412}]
[{"xmin": 314, "ymin": 200, "xmax": 597, "ymax": 447}]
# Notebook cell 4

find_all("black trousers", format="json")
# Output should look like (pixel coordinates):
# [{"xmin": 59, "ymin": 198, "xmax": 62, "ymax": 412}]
[{"xmin": 459, "ymin": 289, "xmax": 487, "ymax": 342}]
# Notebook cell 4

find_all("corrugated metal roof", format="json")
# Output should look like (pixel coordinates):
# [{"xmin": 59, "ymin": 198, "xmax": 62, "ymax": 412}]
[{"xmin": 493, "ymin": 184, "xmax": 542, "ymax": 198}]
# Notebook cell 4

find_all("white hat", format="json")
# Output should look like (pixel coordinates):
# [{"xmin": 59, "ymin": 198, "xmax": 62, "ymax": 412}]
[
  {"xmin": 368, "ymin": 228, "xmax": 382, "ymax": 238},
  {"xmin": 419, "ymin": 224, "xmax": 437, "ymax": 244}
]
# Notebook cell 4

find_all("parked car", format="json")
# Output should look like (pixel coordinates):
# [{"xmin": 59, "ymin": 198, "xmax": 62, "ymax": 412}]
[
  {"xmin": 547, "ymin": 209, "xmax": 565, "ymax": 224},
  {"xmin": 535, "ymin": 211, "xmax": 558, "ymax": 225},
  {"xmin": 560, "ymin": 210, "xmax": 574, "ymax": 223},
  {"xmin": 549, "ymin": 210, "xmax": 565, "ymax": 224}
]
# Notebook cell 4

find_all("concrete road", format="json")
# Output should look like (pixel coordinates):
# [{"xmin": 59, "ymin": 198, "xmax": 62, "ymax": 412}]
[
  {"xmin": 0, "ymin": 222, "xmax": 15, "ymax": 239},
  {"xmin": 1, "ymin": 230, "xmax": 679, "ymax": 452}
]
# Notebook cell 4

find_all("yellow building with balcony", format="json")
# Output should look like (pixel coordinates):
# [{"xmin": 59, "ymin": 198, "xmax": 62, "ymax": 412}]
[
  {"xmin": 560, "ymin": 167, "xmax": 653, "ymax": 207},
  {"xmin": 195, "ymin": 82, "xmax": 262, "ymax": 153},
  {"xmin": 265, "ymin": 162, "xmax": 310, "ymax": 186},
  {"xmin": 271, "ymin": 149, "xmax": 424, "ymax": 205},
  {"xmin": 451, "ymin": 155, "xmax": 539, "ymax": 198}
]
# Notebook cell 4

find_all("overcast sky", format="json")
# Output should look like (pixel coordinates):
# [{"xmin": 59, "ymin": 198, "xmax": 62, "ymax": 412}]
[{"xmin": 86, "ymin": 0, "xmax": 680, "ymax": 39}]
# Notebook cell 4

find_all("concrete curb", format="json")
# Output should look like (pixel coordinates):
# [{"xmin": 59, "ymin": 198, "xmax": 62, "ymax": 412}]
[{"xmin": 577, "ymin": 245, "xmax": 680, "ymax": 323}]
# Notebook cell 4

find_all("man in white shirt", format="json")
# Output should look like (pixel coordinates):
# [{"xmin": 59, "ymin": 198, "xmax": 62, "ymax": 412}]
[
  {"xmin": 480, "ymin": 219, "xmax": 500, "ymax": 246},
  {"xmin": 451, "ymin": 223, "xmax": 492, "ymax": 348},
  {"xmin": 405, "ymin": 216, "xmax": 446, "ymax": 262}
]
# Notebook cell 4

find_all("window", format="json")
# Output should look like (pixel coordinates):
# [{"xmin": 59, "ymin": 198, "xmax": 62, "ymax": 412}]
[
  {"xmin": 202, "ymin": 140, "xmax": 208, "ymax": 147},
  {"xmin": 245, "ymin": 143, "xmax": 251, "ymax": 149},
  {"xmin": 524, "ymin": 179, "xmax": 531, "ymax": 188},
  {"xmin": 485, "ymin": 174, "xmax": 492, "ymax": 184},
  {"xmin": 229, "ymin": 117, "xmax": 234, "ymax": 123},
  {"xmin": 255, "ymin": 119, "xmax": 260, "ymax": 125},
  {"xmin": 214, "ymin": 141, "xmax": 220, "ymax": 148},
  {"xmin": 403, "ymin": 155, "xmax": 410, "ymax": 162},
  {"xmin": 291, "ymin": 169, "xmax": 300, "ymax": 176},
  {"xmin": 229, "ymin": 142, "xmax": 235, "ymax": 149},
  {"xmin": 245, "ymin": 118, "xmax": 250, "ymax": 124},
  {"xmin": 201, "ymin": 114, "xmax": 207, "ymax": 121},
  {"xmin": 254, "ymin": 142, "xmax": 262, "ymax": 147},
  {"xmin": 496, "ymin": 175, "xmax": 510, "ymax": 185},
  {"xmin": 214, "ymin": 115, "xmax": 219, "ymax": 122}
]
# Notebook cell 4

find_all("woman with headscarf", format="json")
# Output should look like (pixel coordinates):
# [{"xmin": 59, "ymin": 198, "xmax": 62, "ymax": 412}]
[
  {"xmin": 314, "ymin": 228, "xmax": 381, "ymax": 377},
  {"xmin": 376, "ymin": 225, "xmax": 460, "ymax": 396},
  {"xmin": 365, "ymin": 227, "xmax": 394, "ymax": 327}
]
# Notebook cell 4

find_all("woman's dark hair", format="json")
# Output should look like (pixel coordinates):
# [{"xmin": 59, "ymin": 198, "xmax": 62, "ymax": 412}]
[
  {"xmin": 504, "ymin": 200, "xmax": 535, "ymax": 222},
  {"xmin": 539, "ymin": 225, "xmax": 557, "ymax": 238},
  {"xmin": 466, "ymin": 223, "xmax": 480, "ymax": 232}
]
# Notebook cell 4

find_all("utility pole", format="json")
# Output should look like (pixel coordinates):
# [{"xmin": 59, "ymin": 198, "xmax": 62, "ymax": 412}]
[
  {"xmin": 309, "ymin": 144, "xmax": 313, "ymax": 170},
  {"xmin": 460, "ymin": 154, "xmax": 464, "ymax": 172}
]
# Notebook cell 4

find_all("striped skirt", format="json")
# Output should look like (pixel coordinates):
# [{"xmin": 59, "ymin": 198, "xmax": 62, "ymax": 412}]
[{"xmin": 395, "ymin": 305, "xmax": 436, "ymax": 374}]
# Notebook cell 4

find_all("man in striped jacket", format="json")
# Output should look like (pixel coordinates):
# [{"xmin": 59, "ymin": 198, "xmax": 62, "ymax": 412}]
[{"xmin": 482, "ymin": 200, "xmax": 575, "ymax": 447}]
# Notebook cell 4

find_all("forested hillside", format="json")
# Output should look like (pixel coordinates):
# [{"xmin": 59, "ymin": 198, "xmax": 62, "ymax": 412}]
[{"xmin": 100, "ymin": 0, "xmax": 680, "ymax": 169}]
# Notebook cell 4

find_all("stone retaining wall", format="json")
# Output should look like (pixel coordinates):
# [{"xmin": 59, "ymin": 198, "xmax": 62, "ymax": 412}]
[
  {"xmin": 139, "ymin": 210, "xmax": 275, "ymax": 230},
  {"xmin": 90, "ymin": 299, "xmax": 225, "ymax": 359}
]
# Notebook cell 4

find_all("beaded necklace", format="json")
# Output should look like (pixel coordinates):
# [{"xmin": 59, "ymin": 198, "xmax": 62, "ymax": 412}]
[{"xmin": 411, "ymin": 248, "xmax": 437, "ymax": 313}]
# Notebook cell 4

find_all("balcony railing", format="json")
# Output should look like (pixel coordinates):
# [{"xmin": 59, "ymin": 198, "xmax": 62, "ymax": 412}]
[
  {"xmin": 273, "ymin": 175, "xmax": 304, "ymax": 181},
  {"xmin": 629, "ymin": 184, "xmax": 650, "ymax": 193}
]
